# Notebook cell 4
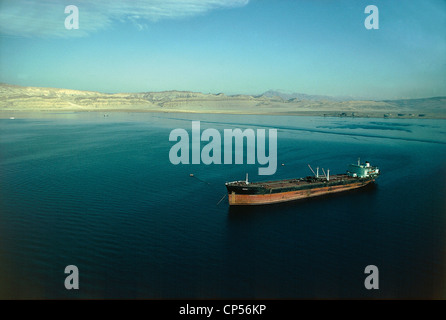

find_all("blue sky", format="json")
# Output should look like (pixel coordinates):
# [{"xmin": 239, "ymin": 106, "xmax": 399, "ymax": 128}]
[{"xmin": 0, "ymin": 0, "xmax": 445, "ymax": 99}]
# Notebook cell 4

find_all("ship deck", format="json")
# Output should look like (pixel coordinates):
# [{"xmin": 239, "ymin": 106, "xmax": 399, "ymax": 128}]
[{"xmin": 227, "ymin": 174, "xmax": 355, "ymax": 190}]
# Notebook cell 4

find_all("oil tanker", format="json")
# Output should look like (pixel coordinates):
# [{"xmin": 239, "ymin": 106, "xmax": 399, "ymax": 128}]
[{"xmin": 225, "ymin": 160, "xmax": 379, "ymax": 205}]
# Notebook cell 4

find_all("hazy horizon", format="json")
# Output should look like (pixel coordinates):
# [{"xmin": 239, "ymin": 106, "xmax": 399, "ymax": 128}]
[
  {"xmin": 2, "ymin": 82, "xmax": 446, "ymax": 102},
  {"xmin": 1, "ymin": 0, "xmax": 445, "ymax": 100}
]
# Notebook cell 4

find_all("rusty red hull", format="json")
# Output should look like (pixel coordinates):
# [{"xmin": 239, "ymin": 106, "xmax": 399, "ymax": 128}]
[{"xmin": 226, "ymin": 175, "xmax": 375, "ymax": 206}]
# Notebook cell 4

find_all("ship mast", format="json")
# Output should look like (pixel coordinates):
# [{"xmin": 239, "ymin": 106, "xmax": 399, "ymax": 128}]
[
  {"xmin": 308, "ymin": 164, "xmax": 317, "ymax": 177},
  {"xmin": 309, "ymin": 164, "xmax": 326, "ymax": 179}
]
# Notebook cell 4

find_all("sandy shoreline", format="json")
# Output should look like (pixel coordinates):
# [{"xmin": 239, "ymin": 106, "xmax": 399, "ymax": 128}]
[{"xmin": 1, "ymin": 109, "xmax": 445, "ymax": 120}]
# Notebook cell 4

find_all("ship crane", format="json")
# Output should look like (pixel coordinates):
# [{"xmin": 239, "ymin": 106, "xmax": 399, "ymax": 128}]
[
  {"xmin": 308, "ymin": 164, "xmax": 330, "ymax": 181},
  {"xmin": 307, "ymin": 164, "xmax": 316, "ymax": 176},
  {"xmin": 321, "ymin": 168, "xmax": 330, "ymax": 181}
]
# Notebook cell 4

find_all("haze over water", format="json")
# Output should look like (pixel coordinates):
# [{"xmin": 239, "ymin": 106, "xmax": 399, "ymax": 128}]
[{"xmin": 0, "ymin": 112, "xmax": 445, "ymax": 299}]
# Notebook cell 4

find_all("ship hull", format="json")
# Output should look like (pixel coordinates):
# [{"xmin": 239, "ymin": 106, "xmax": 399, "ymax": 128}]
[{"xmin": 227, "ymin": 177, "xmax": 375, "ymax": 206}]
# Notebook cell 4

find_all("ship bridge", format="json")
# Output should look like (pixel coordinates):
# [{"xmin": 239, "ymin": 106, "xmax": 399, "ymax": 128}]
[{"xmin": 347, "ymin": 161, "xmax": 379, "ymax": 178}]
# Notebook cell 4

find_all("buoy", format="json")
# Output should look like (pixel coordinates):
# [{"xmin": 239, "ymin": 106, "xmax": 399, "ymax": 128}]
[
  {"xmin": 190, "ymin": 174, "xmax": 194, "ymax": 177},
  {"xmin": 281, "ymin": 163, "xmax": 285, "ymax": 166}
]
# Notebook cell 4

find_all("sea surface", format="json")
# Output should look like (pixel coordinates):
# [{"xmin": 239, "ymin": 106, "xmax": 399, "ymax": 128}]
[{"xmin": 0, "ymin": 112, "xmax": 445, "ymax": 299}]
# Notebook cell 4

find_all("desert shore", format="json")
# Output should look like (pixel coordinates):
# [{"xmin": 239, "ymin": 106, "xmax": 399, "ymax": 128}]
[{"xmin": 1, "ymin": 83, "xmax": 445, "ymax": 119}]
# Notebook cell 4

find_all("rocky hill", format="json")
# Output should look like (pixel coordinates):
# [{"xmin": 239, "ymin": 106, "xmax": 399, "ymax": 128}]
[{"xmin": 1, "ymin": 83, "xmax": 445, "ymax": 118}]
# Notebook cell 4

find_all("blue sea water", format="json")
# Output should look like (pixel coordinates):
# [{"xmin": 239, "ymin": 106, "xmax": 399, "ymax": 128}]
[{"xmin": 0, "ymin": 112, "xmax": 445, "ymax": 299}]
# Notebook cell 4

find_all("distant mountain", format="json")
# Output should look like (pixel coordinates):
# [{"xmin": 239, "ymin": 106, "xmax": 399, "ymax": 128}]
[
  {"xmin": 380, "ymin": 97, "xmax": 446, "ymax": 114},
  {"xmin": 0, "ymin": 83, "xmax": 444, "ymax": 119},
  {"xmin": 260, "ymin": 90, "xmax": 354, "ymax": 102}
]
